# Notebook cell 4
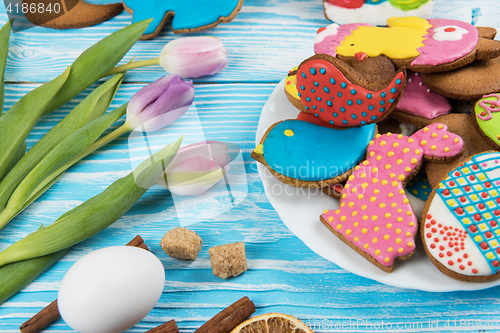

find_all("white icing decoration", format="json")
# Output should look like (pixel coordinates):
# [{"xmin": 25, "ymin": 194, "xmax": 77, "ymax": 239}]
[
  {"xmin": 323, "ymin": 1, "xmax": 433, "ymax": 26},
  {"xmin": 476, "ymin": 152, "xmax": 500, "ymax": 162},
  {"xmin": 424, "ymin": 195, "xmax": 492, "ymax": 276},
  {"xmin": 486, "ymin": 167, "xmax": 500, "ymax": 181},
  {"xmin": 432, "ymin": 25, "xmax": 469, "ymax": 42},
  {"xmin": 314, "ymin": 23, "xmax": 340, "ymax": 44}
]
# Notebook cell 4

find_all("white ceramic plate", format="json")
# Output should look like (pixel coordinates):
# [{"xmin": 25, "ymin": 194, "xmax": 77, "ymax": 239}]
[{"xmin": 255, "ymin": 79, "xmax": 500, "ymax": 292}]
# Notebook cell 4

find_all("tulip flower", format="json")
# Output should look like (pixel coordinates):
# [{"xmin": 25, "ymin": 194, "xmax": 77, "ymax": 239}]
[
  {"xmin": 126, "ymin": 74, "xmax": 194, "ymax": 132},
  {"xmin": 158, "ymin": 37, "xmax": 229, "ymax": 78},
  {"xmin": 157, "ymin": 141, "xmax": 231, "ymax": 195},
  {"xmin": 107, "ymin": 36, "xmax": 228, "ymax": 79}
]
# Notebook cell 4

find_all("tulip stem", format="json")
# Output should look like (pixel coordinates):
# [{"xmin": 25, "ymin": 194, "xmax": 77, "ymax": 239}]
[{"xmin": 106, "ymin": 58, "xmax": 160, "ymax": 76}]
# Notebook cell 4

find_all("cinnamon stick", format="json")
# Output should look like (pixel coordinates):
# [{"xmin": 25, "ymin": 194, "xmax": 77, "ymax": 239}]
[
  {"xmin": 19, "ymin": 300, "xmax": 60, "ymax": 333},
  {"xmin": 194, "ymin": 297, "xmax": 255, "ymax": 333},
  {"xmin": 20, "ymin": 236, "xmax": 148, "ymax": 333},
  {"xmin": 126, "ymin": 235, "xmax": 149, "ymax": 250},
  {"xmin": 145, "ymin": 319, "xmax": 179, "ymax": 333}
]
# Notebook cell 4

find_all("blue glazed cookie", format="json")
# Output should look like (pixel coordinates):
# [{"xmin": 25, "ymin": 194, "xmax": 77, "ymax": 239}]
[
  {"xmin": 123, "ymin": 0, "xmax": 244, "ymax": 39},
  {"xmin": 251, "ymin": 119, "xmax": 376, "ymax": 188}
]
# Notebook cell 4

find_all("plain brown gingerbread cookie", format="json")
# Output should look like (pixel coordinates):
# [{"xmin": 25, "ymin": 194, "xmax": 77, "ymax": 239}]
[
  {"xmin": 24, "ymin": 0, "xmax": 123, "ymax": 29},
  {"xmin": 421, "ymin": 56, "xmax": 500, "ymax": 101}
]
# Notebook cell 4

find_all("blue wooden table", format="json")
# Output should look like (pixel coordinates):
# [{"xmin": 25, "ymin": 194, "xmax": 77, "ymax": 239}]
[{"xmin": 2, "ymin": 0, "xmax": 500, "ymax": 332}]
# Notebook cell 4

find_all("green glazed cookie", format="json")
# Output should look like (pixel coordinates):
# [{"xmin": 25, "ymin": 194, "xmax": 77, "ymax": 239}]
[
  {"xmin": 474, "ymin": 93, "xmax": 500, "ymax": 150},
  {"xmin": 389, "ymin": 0, "xmax": 430, "ymax": 11}
]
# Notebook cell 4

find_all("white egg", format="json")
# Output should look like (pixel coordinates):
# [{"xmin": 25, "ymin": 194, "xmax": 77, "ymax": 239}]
[{"xmin": 58, "ymin": 246, "xmax": 165, "ymax": 333}]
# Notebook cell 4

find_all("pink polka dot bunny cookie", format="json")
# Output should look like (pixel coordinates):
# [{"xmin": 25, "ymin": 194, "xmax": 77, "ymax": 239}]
[{"xmin": 321, "ymin": 123, "xmax": 465, "ymax": 272}]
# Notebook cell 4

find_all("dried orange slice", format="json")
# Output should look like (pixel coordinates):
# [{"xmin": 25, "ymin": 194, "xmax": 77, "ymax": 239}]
[{"xmin": 230, "ymin": 313, "xmax": 314, "ymax": 333}]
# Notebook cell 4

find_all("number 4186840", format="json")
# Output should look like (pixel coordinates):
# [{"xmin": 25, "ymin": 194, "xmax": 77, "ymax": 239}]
[{"xmin": 5, "ymin": 2, "xmax": 61, "ymax": 14}]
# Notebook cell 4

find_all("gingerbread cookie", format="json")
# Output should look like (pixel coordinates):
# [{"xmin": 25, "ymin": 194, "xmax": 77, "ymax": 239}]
[
  {"xmin": 314, "ymin": 17, "xmax": 500, "ymax": 73},
  {"xmin": 24, "ymin": 0, "xmax": 123, "ymax": 29},
  {"xmin": 421, "ymin": 56, "xmax": 500, "ymax": 102},
  {"xmin": 295, "ymin": 54, "xmax": 406, "ymax": 127},
  {"xmin": 393, "ymin": 72, "xmax": 452, "ymax": 120},
  {"xmin": 421, "ymin": 152, "xmax": 500, "ymax": 281},
  {"xmin": 320, "ymin": 124, "xmax": 465, "ymax": 272},
  {"xmin": 474, "ymin": 94, "xmax": 500, "ymax": 150},
  {"xmin": 252, "ymin": 119, "xmax": 376, "ymax": 188},
  {"xmin": 389, "ymin": 113, "xmax": 494, "ymax": 189},
  {"xmin": 123, "ymin": 0, "xmax": 244, "ymax": 39},
  {"xmin": 323, "ymin": 0, "xmax": 432, "ymax": 27}
]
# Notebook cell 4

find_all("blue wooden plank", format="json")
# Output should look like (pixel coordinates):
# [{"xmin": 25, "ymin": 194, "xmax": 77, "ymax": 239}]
[{"xmin": 1, "ymin": 0, "xmax": 499, "ymax": 85}]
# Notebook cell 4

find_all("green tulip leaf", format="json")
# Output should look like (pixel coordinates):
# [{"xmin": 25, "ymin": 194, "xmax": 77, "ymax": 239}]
[
  {"xmin": 0, "ymin": 67, "xmax": 70, "ymax": 181},
  {"xmin": 42, "ymin": 19, "xmax": 152, "ymax": 116},
  {"xmin": 0, "ymin": 104, "xmax": 127, "ymax": 230},
  {"xmin": 0, "ymin": 72, "xmax": 125, "ymax": 211},
  {"xmin": 0, "ymin": 20, "xmax": 12, "ymax": 117}
]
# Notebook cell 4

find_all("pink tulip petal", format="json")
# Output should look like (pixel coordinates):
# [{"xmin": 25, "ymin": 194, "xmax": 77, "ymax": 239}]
[
  {"xmin": 167, "ymin": 155, "xmax": 219, "ymax": 174},
  {"xmin": 155, "ymin": 141, "xmax": 233, "ymax": 195},
  {"xmin": 165, "ymin": 141, "xmax": 230, "ymax": 173},
  {"xmin": 159, "ymin": 37, "xmax": 228, "ymax": 78},
  {"xmin": 139, "ymin": 105, "xmax": 190, "ymax": 132}
]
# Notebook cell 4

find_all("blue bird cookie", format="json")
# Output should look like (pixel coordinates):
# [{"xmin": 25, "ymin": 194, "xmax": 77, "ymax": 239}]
[
  {"xmin": 123, "ymin": 0, "xmax": 244, "ymax": 39},
  {"xmin": 252, "ymin": 119, "xmax": 376, "ymax": 188}
]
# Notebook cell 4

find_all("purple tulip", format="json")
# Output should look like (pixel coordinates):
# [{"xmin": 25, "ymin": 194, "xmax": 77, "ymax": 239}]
[
  {"xmin": 126, "ymin": 74, "xmax": 195, "ymax": 132},
  {"xmin": 159, "ymin": 37, "xmax": 229, "ymax": 78},
  {"xmin": 156, "ymin": 141, "xmax": 230, "ymax": 195}
]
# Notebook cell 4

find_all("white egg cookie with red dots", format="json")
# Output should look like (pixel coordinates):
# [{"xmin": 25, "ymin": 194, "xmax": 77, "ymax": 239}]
[
  {"xmin": 320, "ymin": 123, "xmax": 465, "ymax": 272},
  {"xmin": 421, "ymin": 152, "xmax": 500, "ymax": 281}
]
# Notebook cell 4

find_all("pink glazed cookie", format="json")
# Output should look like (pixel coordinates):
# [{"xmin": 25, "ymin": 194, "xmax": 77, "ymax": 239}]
[
  {"xmin": 314, "ymin": 17, "xmax": 500, "ymax": 73},
  {"xmin": 394, "ymin": 72, "xmax": 451, "ymax": 120},
  {"xmin": 320, "ymin": 123, "xmax": 465, "ymax": 272}
]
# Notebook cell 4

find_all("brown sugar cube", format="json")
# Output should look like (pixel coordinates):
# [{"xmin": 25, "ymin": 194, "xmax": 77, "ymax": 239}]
[
  {"xmin": 160, "ymin": 227, "xmax": 202, "ymax": 260},
  {"xmin": 209, "ymin": 242, "xmax": 248, "ymax": 279}
]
